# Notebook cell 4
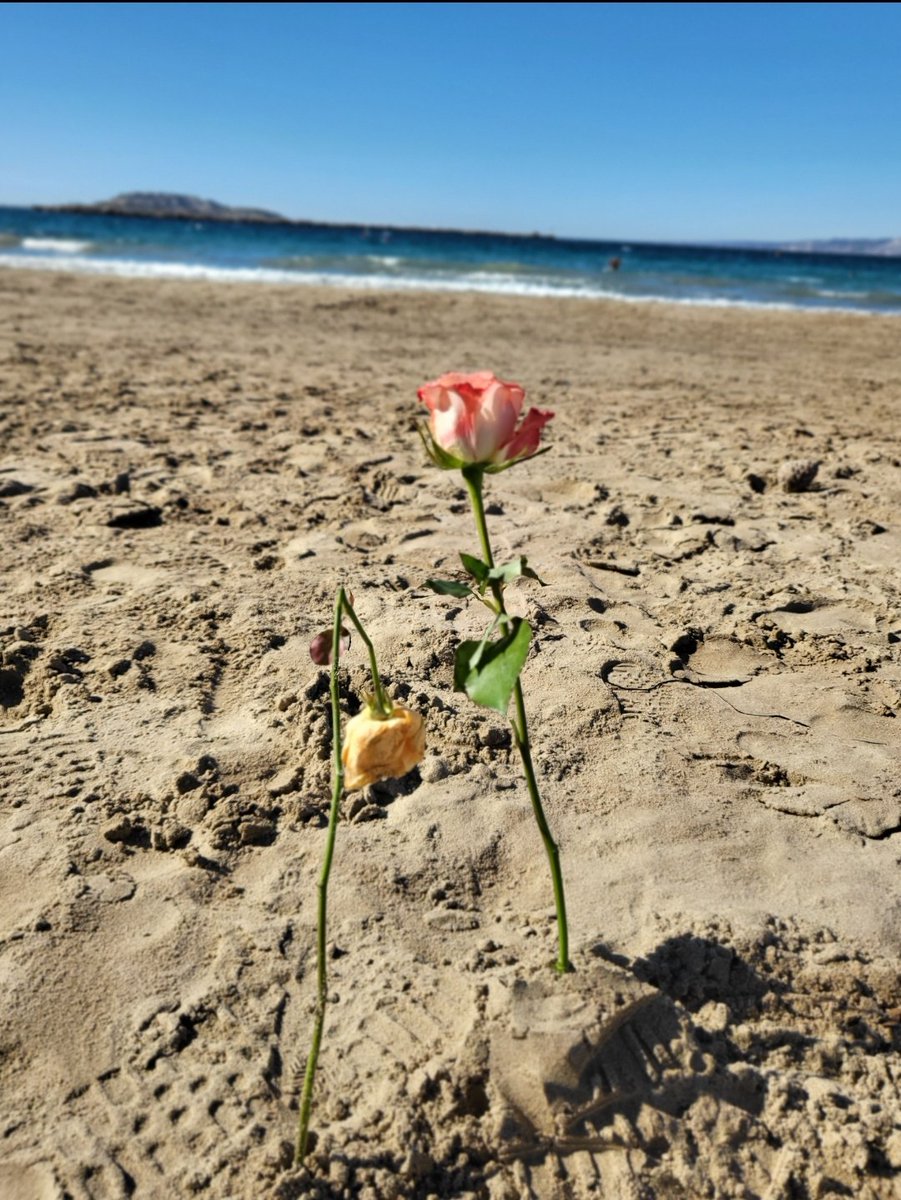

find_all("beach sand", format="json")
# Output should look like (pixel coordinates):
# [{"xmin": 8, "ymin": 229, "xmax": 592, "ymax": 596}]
[{"xmin": 1, "ymin": 266, "xmax": 900, "ymax": 1198}]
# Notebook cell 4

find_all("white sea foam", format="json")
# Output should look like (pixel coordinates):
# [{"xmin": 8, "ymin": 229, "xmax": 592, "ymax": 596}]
[
  {"xmin": 364, "ymin": 254, "xmax": 401, "ymax": 267},
  {"xmin": 816, "ymin": 288, "xmax": 869, "ymax": 299},
  {"xmin": 0, "ymin": 251, "xmax": 890, "ymax": 316},
  {"xmin": 22, "ymin": 237, "xmax": 92, "ymax": 254}
]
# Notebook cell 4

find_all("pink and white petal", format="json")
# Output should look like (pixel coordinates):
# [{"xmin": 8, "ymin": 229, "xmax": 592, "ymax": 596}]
[
  {"xmin": 471, "ymin": 383, "xmax": 520, "ymax": 461},
  {"xmin": 430, "ymin": 389, "xmax": 477, "ymax": 460},
  {"xmin": 417, "ymin": 381, "xmax": 450, "ymax": 412},
  {"xmin": 501, "ymin": 407, "xmax": 554, "ymax": 462}
]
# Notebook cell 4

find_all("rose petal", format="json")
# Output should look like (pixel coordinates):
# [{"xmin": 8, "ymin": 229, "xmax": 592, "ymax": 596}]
[{"xmin": 500, "ymin": 407, "xmax": 554, "ymax": 462}]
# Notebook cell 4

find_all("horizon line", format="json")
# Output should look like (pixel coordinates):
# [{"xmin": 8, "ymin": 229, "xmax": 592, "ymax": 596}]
[{"xmin": 2, "ymin": 199, "xmax": 898, "ymax": 255}]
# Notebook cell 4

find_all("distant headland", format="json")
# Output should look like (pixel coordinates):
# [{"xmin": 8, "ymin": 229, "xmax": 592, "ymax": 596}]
[
  {"xmin": 35, "ymin": 192, "xmax": 290, "ymax": 224},
  {"xmin": 32, "ymin": 192, "xmax": 552, "ymax": 241},
  {"xmin": 728, "ymin": 236, "xmax": 901, "ymax": 258}
]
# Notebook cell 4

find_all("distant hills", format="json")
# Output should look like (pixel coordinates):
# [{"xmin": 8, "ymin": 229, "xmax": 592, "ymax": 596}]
[
  {"xmin": 31, "ymin": 193, "xmax": 901, "ymax": 256},
  {"xmin": 37, "ymin": 192, "xmax": 289, "ymax": 224},
  {"xmin": 731, "ymin": 237, "xmax": 901, "ymax": 258}
]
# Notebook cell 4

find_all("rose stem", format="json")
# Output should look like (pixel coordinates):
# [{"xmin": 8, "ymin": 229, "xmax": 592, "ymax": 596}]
[
  {"xmin": 296, "ymin": 587, "xmax": 393, "ymax": 1163},
  {"xmin": 462, "ymin": 464, "xmax": 573, "ymax": 975},
  {"xmin": 296, "ymin": 588, "xmax": 347, "ymax": 1164},
  {"xmin": 340, "ymin": 594, "xmax": 391, "ymax": 716}
]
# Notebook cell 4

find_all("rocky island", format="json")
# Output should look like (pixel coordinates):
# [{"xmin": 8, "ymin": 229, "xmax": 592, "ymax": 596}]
[{"xmin": 37, "ymin": 191, "xmax": 289, "ymax": 224}]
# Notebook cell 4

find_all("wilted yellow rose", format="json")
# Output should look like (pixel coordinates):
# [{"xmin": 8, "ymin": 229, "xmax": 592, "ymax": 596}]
[{"xmin": 342, "ymin": 705, "xmax": 425, "ymax": 791}]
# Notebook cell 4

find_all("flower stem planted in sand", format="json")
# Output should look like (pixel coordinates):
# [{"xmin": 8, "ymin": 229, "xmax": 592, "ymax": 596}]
[
  {"xmin": 464, "ymin": 464, "xmax": 572, "ymax": 975},
  {"xmin": 419, "ymin": 372, "xmax": 572, "ymax": 975},
  {"xmin": 296, "ymin": 589, "xmax": 425, "ymax": 1164}
]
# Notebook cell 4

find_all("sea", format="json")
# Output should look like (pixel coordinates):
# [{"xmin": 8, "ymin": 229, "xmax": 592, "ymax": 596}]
[{"xmin": 2, "ymin": 205, "xmax": 900, "ymax": 315}]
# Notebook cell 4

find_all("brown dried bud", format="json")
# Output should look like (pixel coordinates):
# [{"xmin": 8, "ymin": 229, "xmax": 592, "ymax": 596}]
[{"xmin": 309, "ymin": 627, "xmax": 351, "ymax": 666}]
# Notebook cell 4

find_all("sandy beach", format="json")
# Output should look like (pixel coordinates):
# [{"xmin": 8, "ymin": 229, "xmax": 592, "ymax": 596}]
[{"xmin": 1, "ymin": 266, "xmax": 900, "ymax": 1198}]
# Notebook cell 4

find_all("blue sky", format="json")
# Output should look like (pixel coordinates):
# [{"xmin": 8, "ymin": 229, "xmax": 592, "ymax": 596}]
[{"xmin": 2, "ymin": 2, "xmax": 899, "ymax": 241}]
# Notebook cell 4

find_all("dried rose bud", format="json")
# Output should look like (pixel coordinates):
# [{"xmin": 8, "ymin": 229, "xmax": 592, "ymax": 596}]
[
  {"xmin": 342, "ymin": 705, "xmax": 425, "ymax": 791},
  {"xmin": 309, "ymin": 627, "xmax": 351, "ymax": 666}
]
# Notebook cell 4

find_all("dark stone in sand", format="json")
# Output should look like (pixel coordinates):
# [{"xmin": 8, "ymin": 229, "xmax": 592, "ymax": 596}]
[
  {"xmin": 106, "ymin": 503, "xmax": 163, "ymax": 529},
  {"xmin": 0, "ymin": 479, "xmax": 33, "ymax": 498},
  {"xmin": 57, "ymin": 481, "xmax": 98, "ymax": 505}
]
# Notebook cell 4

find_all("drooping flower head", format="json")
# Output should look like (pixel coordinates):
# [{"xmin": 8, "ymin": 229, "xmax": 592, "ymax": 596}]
[
  {"xmin": 341, "ymin": 703, "xmax": 426, "ymax": 792},
  {"xmin": 418, "ymin": 371, "xmax": 553, "ymax": 471}
]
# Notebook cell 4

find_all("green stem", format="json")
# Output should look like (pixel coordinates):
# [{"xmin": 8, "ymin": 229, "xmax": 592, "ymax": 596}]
[
  {"xmin": 341, "ymin": 595, "xmax": 391, "ymax": 716},
  {"xmin": 511, "ymin": 680, "xmax": 571, "ymax": 972},
  {"xmin": 462, "ymin": 467, "xmax": 573, "ymax": 974},
  {"xmin": 463, "ymin": 465, "xmax": 495, "ymax": 569},
  {"xmin": 296, "ymin": 588, "xmax": 348, "ymax": 1165}
]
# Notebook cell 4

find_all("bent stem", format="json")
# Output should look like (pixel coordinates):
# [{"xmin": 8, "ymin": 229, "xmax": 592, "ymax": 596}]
[
  {"xmin": 296, "ymin": 586, "xmax": 377, "ymax": 1164},
  {"xmin": 341, "ymin": 596, "xmax": 391, "ymax": 717},
  {"xmin": 462, "ymin": 465, "xmax": 573, "ymax": 974}
]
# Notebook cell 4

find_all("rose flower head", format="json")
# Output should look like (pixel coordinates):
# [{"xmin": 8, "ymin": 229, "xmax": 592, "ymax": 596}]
[
  {"xmin": 342, "ymin": 703, "xmax": 426, "ymax": 792},
  {"xmin": 418, "ymin": 371, "xmax": 553, "ymax": 471}
]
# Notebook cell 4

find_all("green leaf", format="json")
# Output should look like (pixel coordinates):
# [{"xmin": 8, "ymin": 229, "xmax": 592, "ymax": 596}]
[
  {"xmin": 459, "ymin": 552, "xmax": 489, "ymax": 583},
  {"xmin": 453, "ymin": 618, "xmax": 532, "ymax": 714},
  {"xmin": 425, "ymin": 578, "xmax": 472, "ymax": 598},
  {"xmin": 487, "ymin": 556, "xmax": 547, "ymax": 587}
]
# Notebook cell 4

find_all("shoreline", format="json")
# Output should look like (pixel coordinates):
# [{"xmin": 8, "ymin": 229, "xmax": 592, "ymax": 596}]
[
  {"xmin": 1, "ymin": 257, "xmax": 900, "ymax": 318},
  {"xmin": 1, "ymin": 267, "xmax": 899, "ymax": 1198}
]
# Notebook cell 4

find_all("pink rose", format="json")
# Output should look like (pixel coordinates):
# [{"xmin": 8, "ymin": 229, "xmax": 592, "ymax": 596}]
[{"xmin": 418, "ymin": 371, "xmax": 553, "ymax": 468}]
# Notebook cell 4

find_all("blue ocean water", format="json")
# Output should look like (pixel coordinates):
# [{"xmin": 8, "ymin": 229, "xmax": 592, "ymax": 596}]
[{"xmin": 1, "ymin": 205, "xmax": 900, "ymax": 314}]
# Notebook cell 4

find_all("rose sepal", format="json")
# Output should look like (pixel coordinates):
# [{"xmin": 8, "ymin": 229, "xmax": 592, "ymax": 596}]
[
  {"xmin": 417, "ymin": 423, "xmax": 466, "ymax": 471},
  {"xmin": 482, "ymin": 444, "xmax": 553, "ymax": 474},
  {"xmin": 361, "ymin": 690, "xmax": 394, "ymax": 720}
]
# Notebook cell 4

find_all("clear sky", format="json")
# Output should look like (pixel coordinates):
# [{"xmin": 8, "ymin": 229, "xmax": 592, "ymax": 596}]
[{"xmin": 2, "ymin": 1, "xmax": 900, "ymax": 242}]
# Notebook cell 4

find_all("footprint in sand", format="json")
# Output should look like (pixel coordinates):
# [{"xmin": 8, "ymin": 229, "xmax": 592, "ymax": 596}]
[
  {"xmin": 600, "ymin": 655, "xmax": 674, "ymax": 724},
  {"xmin": 489, "ymin": 965, "xmax": 699, "ymax": 1197},
  {"xmin": 738, "ymin": 707, "xmax": 901, "ymax": 838}
]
